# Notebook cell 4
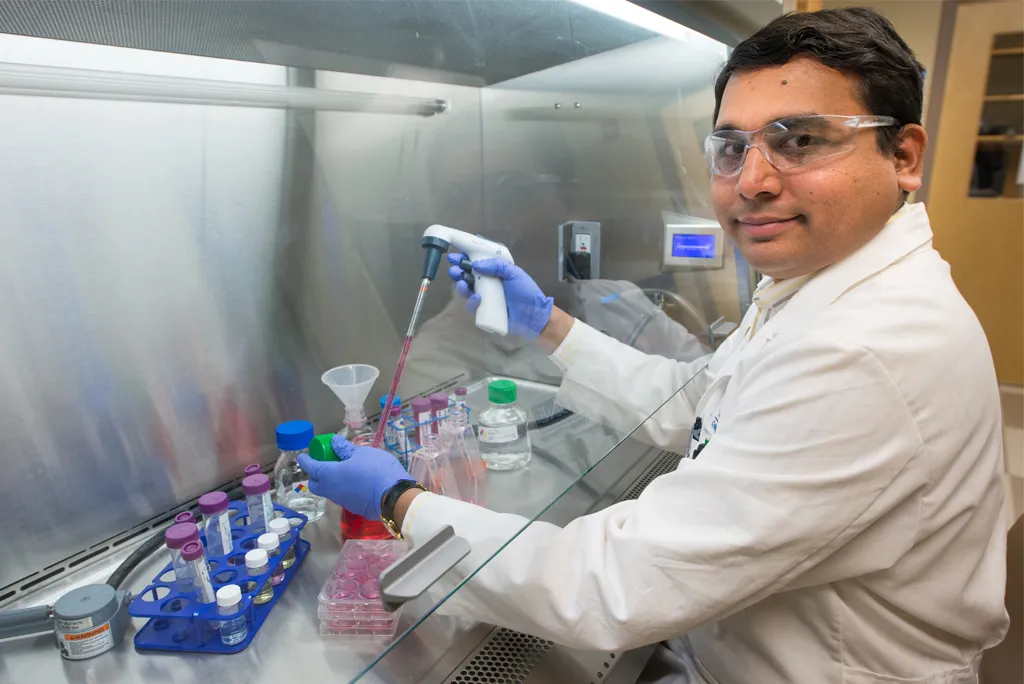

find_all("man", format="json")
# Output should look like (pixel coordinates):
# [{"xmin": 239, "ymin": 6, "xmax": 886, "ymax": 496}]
[{"xmin": 301, "ymin": 9, "xmax": 1009, "ymax": 682}]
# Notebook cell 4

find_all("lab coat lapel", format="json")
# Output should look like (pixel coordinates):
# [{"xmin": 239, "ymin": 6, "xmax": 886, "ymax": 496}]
[{"xmin": 693, "ymin": 204, "xmax": 934, "ymax": 438}]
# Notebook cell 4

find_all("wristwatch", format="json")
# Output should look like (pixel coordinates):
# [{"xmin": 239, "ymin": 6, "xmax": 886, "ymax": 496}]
[{"xmin": 380, "ymin": 480, "xmax": 426, "ymax": 539}]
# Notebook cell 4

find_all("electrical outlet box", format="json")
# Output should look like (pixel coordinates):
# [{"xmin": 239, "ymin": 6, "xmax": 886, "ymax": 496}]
[{"xmin": 558, "ymin": 221, "xmax": 601, "ymax": 281}]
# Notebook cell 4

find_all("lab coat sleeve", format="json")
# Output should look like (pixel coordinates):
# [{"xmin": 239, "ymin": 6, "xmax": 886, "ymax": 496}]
[
  {"xmin": 403, "ymin": 333, "xmax": 925, "ymax": 651},
  {"xmin": 550, "ymin": 320, "xmax": 712, "ymax": 449}
]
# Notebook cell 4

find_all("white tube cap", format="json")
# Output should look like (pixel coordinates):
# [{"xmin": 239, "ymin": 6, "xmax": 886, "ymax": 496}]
[
  {"xmin": 268, "ymin": 518, "xmax": 290, "ymax": 536},
  {"xmin": 257, "ymin": 532, "xmax": 279, "ymax": 552},
  {"xmin": 216, "ymin": 584, "xmax": 242, "ymax": 608},
  {"xmin": 245, "ymin": 548, "xmax": 268, "ymax": 570}
]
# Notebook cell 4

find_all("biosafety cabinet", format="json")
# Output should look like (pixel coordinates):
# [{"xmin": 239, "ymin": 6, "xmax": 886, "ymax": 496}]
[{"xmin": 0, "ymin": 1, "xmax": 779, "ymax": 682}]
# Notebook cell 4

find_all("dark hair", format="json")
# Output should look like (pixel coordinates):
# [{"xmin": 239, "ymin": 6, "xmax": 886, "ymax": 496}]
[{"xmin": 714, "ymin": 7, "xmax": 924, "ymax": 155}]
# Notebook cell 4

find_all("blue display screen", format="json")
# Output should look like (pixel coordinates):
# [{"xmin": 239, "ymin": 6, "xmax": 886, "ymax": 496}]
[{"xmin": 671, "ymin": 234, "xmax": 716, "ymax": 259}]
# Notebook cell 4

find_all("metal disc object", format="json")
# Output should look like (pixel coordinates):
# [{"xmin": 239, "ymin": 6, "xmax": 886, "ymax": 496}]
[{"xmin": 53, "ymin": 584, "xmax": 130, "ymax": 660}]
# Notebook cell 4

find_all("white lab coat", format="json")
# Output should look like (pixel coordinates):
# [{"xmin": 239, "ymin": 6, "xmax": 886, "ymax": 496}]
[{"xmin": 401, "ymin": 204, "xmax": 1010, "ymax": 683}]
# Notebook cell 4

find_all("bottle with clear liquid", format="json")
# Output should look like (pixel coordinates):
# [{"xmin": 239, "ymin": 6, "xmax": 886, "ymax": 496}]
[
  {"xmin": 216, "ymin": 584, "xmax": 248, "ymax": 646},
  {"xmin": 245, "ymin": 549, "xmax": 275, "ymax": 605},
  {"xmin": 477, "ymin": 380, "xmax": 531, "ymax": 471},
  {"xmin": 273, "ymin": 420, "xmax": 325, "ymax": 523},
  {"xmin": 269, "ymin": 517, "xmax": 296, "ymax": 570},
  {"xmin": 440, "ymin": 404, "xmax": 486, "ymax": 505},
  {"xmin": 258, "ymin": 533, "xmax": 286, "ymax": 586}
]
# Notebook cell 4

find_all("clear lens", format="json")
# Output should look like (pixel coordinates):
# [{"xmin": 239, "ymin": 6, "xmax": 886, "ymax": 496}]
[{"xmin": 705, "ymin": 115, "xmax": 895, "ymax": 176}]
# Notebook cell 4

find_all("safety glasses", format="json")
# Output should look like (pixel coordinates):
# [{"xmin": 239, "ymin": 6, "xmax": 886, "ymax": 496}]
[{"xmin": 704, "ymin": 115, "xmax": 899, "ymax": 177}]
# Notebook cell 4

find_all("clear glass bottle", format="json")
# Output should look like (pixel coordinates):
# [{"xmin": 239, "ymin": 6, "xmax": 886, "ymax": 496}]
[
  {"xmin": 273, "ymin": 420, "xmax": 325, "ymax": 523},
  {"xmin": 245, "ymin": 549, "xmax": 275, "ymax": 605},
  {"xmin": 269, "ymin": 517, "xmax": 295, "ymax": 570},
  {"xmin": 440, "ymin": 404, "xmax": 486, "ymax": 505},
  {"xmin": 198, "ymin": 491, "xmax": 233, "ymax": 557},
  {"xmin": 477, "ymin": 379, "xmax": 531, "ymax": 471},
  {"xmin": 242, "ymin": 473, "xmax": 275, "ymax": 534},
  {"xmin": 164, "ymin": 523, "xmax": 201, "ymax": 593},
  {"xmin": 216, "ymin": 584, "xmax": 248, "ymax": 646},
  {"xmin": 258, "ymin": 533, "xmax": 286, "ymax": 586}
]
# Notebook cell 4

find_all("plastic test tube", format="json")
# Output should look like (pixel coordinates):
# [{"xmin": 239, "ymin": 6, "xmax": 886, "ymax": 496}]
[
  {"xmin": 165, "ymin": 523, "xmax": 201, "ymax": 593},
  {"xmin": 182, "ymin": 541, "xmax": 216, "ymax": 604},
  {"xmin": 198, "ymin": 491, "xmax": 234, "ymax": 557},
  {"xmin": 216, "ymin": 584, "xmax": 248, "ymax": 646},
  {"xmin": 245, "ymin": 549, "xmax": 275, "ymax": 605},
  {"xmin": 269, "ymin": 518, "xmax": 295, "ymax": 570},
  {"xmin": 174, "ymin": 511, "xmax": 195, "ymax": 526},
  {"xmin": 430, "ymin": 393, "xmax": 450, "ymax": 432},
  {"xmin": 452, "ymin": 386, "xmax": 468, "ymax": 412},
  {"xmin": 241, "ymin": 474, "xmax": 274, "ymax": 534},
  {"xmin": 389, "ymin": 406, "xmax": 410, "ymax": 465},
  {"xmin": 411, "ymin": 397, "xmax": 433, "ymax": 445}
]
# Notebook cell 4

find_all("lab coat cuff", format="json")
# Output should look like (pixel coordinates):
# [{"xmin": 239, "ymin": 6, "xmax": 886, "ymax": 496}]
[{"xmin": 549, "ymin": 318, "xmax": 590, "ymax": 373}]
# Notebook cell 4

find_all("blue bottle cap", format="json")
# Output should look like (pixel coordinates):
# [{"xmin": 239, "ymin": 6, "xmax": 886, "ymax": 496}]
[
  {"xmin": 379, "ymin": 395, "xmax": 402, "ymax": 409},
  {"xmin": 276, "ymin": 420, "xmax": 314, "ymax": 451}
]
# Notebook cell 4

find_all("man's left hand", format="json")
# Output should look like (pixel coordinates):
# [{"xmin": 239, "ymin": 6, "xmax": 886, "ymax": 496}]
[{"xmin": 297, "ymin": 437, "xmax": 414, "ymax": 520}]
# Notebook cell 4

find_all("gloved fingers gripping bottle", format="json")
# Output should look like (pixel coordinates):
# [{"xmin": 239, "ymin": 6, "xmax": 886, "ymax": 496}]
[{"xmin": 308, "ymin": 434, "xmax": 392, "ymax": 541}]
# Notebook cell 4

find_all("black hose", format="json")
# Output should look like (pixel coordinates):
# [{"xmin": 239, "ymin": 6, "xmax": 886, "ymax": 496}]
[
  {"xmin": 106, "ymin": 484, "xmax": 246, "ymax": 589},
  {"xmin": 527, "ymin": 407, "xmax": 574, "ymax": 432}
]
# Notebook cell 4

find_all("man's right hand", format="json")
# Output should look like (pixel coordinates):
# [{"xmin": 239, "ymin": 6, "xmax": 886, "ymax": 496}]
[{"xmin": 446, "ymin": 254, "xmax": 553, "ymax": 338}]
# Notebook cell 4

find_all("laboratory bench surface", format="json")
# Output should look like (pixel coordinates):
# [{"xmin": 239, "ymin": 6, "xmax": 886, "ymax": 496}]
[{"xmin": 0, "ymin": 379, "xmax": 674, "ymax": 684}]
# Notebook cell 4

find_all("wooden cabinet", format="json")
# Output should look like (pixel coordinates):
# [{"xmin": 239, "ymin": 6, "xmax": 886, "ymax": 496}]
[{"xmin": 928, "ymin": 2, "xmax": 1024, "ymax": 385}]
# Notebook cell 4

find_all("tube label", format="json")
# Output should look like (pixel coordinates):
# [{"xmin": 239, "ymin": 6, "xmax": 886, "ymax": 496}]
[
  {"xmin": 189, "ymin": 558, "xmax": 216, "ymax": 604},
  {"xmin": 261, "ymin": 493, "xmax": 275, "ymax": 534},
  {"xmin": 218, "ymin": 514, "xmax": 233, "ymax": 554}
]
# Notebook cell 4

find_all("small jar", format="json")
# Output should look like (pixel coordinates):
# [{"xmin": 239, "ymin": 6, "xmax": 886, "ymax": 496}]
[
  {"xmin": 216, "ymin": 584, "xmax": 248, "ymax": 646},
  {"xmin": 258, "ymin": 533, "xmax": 286, "ymax": 586},
  {"xmin": 245, "ymin": 549, "xmax": 275, "ymax": 605},
  {"xmin": 268, "ymin": 518, "xmax": 295, "ymax": 570}
]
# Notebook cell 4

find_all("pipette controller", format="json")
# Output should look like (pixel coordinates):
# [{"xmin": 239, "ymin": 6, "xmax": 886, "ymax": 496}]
[{"xmin": 421, "ymin": 225, "xmax": 514, "ymax": 336}]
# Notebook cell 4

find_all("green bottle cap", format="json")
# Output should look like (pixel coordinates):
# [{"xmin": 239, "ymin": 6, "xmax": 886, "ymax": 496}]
[
  {"xmin": 488, "ymin": 379, "xmax": 517, "ymax": 404},
  {"xmin": 308, "ymin": 434, "xmax": 340, "ymax": 462}
]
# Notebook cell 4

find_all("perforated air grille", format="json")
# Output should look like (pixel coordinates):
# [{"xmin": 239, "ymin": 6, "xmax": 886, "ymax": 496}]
[
  {"xmin": 617, "ymin": 451, "xmax": 683, "ymax": 502},
  {"xmin": 448, "ymin": 628, "xmax": 552, "ymax": 684}
]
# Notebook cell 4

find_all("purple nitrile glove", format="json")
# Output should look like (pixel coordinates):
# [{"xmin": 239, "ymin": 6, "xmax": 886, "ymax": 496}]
[
  {"xmin": 297, "ymin": 437, "xmax": 414, "ymax": 520},
  {"xmin": 446, "ymin": 253, "xmax": 554, "ymax": 339}
]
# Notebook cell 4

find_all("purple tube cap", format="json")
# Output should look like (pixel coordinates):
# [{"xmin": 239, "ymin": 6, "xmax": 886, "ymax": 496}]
[
  {"xmin": 455, "ymin": 387, "xmax": 468, "ymax": 397},
  {"xmin": 165, "ymin": 522, "xmax": 200, "ymax": 549},
  {"xmin": 244, "ymin": 464, "xmax": 262, "ymax": 476},
  {"xmin": 410, "ymin": 397, "xmax": 431, "ymax": 413},
  {"xmin": 174, "ymin": 511, "xmax": 195, "ymax": 525},
  {"xmin": 241, "ymin": 473, "xmax": 271, "ymax": 496},
  {"xmin": 389, "ymin": 406, "xmax": 403, "ymax": 417},
  {"xmin": 198, "ymin": 491, "xmax": 230, "ymax": 515},
  {"xmin": 181, "ymin": 541, "xmax": 204, "ymax": 561},
  {"xmin": 429, "ymin": 393, "xmax": 449, "ymax": 409}
]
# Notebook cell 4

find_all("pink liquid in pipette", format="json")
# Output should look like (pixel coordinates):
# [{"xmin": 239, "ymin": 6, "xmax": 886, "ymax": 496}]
[{"xmin": 373, "ymin": 278, "xmax": 431, "ymax": 448}]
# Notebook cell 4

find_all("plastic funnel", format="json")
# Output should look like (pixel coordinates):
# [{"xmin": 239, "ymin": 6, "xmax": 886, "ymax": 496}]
[{"xmin": 322, "ymin": 364, "xmax": 379, "ymax": 408}]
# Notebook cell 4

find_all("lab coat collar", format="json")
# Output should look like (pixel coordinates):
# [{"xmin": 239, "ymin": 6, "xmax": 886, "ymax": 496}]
[{"xmin": 778, "ymin": 202, "xmax": 933, "ymax": 318}]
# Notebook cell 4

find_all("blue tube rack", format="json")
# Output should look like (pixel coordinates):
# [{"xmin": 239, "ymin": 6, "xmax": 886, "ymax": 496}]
[
  {"xmin": 382, "ymin": 402, "xmax": 470, "ymax": 468},
  {"xmin": 129, "ymin": 501, "xmax": 309, "ymax": 654}
]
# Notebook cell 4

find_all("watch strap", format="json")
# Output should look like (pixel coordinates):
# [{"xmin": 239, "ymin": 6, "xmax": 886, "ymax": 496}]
[{"xmin": 380, "ymin": 479, "xmax": 426, "ymax": 538}]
